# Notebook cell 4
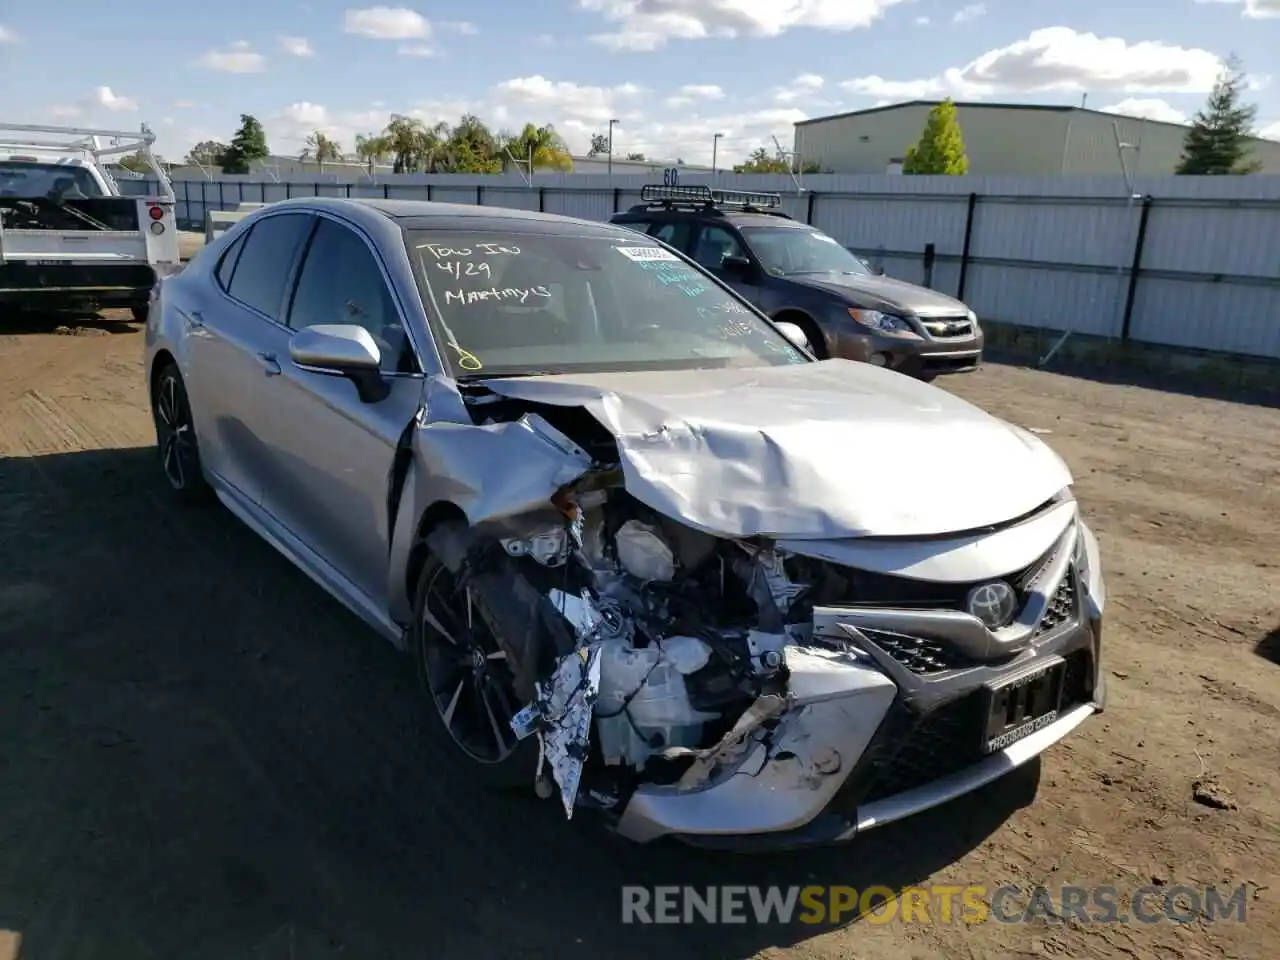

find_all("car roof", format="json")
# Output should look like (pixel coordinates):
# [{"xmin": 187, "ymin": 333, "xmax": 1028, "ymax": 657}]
[{"xmin": 257, "ymin": 195, "xmax": 624, "ymax": 235}]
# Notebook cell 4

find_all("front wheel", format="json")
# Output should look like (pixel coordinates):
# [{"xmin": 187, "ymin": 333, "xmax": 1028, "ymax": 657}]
[
  {"xmin": 131, "ymin": 305, "xmax": 149, "ymax": 324},
  {"xmin": 411, "ymin": 533, "xmax": 539, "ymax": 789},
  {"xmin": 151, "ymin": 362, "xmax": 211, "ymax": 503}
]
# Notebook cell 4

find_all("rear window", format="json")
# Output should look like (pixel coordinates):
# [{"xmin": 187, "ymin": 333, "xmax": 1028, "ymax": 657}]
[{"xmin": 0, "ymin": 161, "xmax": 105, "ymax": 199}]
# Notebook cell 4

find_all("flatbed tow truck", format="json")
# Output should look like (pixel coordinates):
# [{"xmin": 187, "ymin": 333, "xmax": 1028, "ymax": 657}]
[{"xmin": 0, "ymin": 122, "xmax": 179, "ymax": 322}]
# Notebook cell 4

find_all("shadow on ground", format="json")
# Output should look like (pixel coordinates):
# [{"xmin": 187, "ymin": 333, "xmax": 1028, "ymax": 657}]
[
  {"xmin": 0, "ymin": 446, "xmax": 1035, "ymax": 960},
  {"xmin": 983, "ymin": 351, "xmax": 1280, "ymax": 411},
  {"xmin": 1255, "ymin": 626, "xmax": 1280, "ymax": 666},
  {"xmin": 0, "ymin": 309, "xmax": 139, "ymax": 336}
]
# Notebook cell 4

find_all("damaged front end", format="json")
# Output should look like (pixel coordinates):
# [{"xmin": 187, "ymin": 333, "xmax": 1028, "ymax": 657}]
[{"xmin": 416, "ymin": 378, "xmax": 1105, "ymax": 850}]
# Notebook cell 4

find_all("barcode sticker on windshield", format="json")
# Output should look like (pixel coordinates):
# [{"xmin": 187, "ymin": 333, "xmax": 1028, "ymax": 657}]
[{"xmin": 615, "ymin": 245, "xmax": 680, "ymax": 262}]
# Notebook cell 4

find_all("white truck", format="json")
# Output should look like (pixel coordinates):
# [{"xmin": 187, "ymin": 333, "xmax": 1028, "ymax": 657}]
[{"xmin": 0, "ymin": 122, "xmax": 180, "ymax": 322}]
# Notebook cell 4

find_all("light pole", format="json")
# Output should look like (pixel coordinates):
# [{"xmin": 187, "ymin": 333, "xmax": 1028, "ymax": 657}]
[
  {"xmin": 607, "ymin": 118, "xmax": 618, "ymax": 181},
  {"xmin": 712, "ymin": 132, "xmax": 724, "ymax": 181}
]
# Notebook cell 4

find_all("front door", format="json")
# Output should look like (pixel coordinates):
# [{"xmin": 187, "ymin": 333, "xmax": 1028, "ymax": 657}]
[{"xmin": 250, "ymin": 214, "xmax": 424, "ymax": 610}]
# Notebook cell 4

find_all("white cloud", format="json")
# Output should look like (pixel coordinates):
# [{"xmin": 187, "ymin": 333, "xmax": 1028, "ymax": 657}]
[
  {"xmin": 664, "ymin": 83, "xmax": 724, "ymax": 106},
  {"xmin": 439, "ymin": 20, "xmax": 478, "ymax": 34},
  {"xmin": 580, "ymin": 0, "xmax": 906, "ymax": 51},
  {"xmin": 1194, "ymin": 0, "xmax": 1280, "ymax": 18},
  {"xmin": 196, "ymin": 44, "xmax": 267, "ymax": 72},
  {"xmin": 50, "ymin": 105, "xmax": 81, "ymax": 119},
  {"xmin": 397, "ymin": 44, "xmax": 436, "ymax": 56},
  {"xmin": 774, "ymin": 73, "xmax": 825, "ymax": 103},
  {"xmin": 280, "ymin": 36, "xmax": 315, "ymax": 56},
  {"xmin": 174, "ymin": 100, "xmax": 197, "ymax": 108},
  {"xmin": 915, "ymin": 15, "xmax": 930, "ymax": 25},
  {"xmin": 952, "ymin": 3, "xmax": 986, "ymax": 23},
  {"xmin": 343, "ymin": 6, "xmax": 431, "ymax": 39},
  {"xmin": 93, "ymin": 86, "xmax": 138, "ymax": 112},
  {"xmin": 1260, "ymin": 119, "xmax": 1280, "ymax": 140},
  {"xmin": 0, "ymin": 24, "xmax": 17, "ymax": 43},
  {"xmin": 1100, "ymin": 98, "xmax": 1187, "ymax": 124},
  {"xmin": 842, "ymin": 27, "xmax": 1226, "ymax": 99}
]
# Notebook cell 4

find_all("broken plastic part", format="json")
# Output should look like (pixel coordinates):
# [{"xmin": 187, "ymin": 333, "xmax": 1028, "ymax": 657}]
[
  {"xmin": 615, "ymin": 520, "xmax": 676, "ymax": 581},
  {"xmin": 512, "ymin": 644, "xmax": 603, "ymax": 818},
  {"xmin": 501, "ymin": 527, "xmax": 570, "ymax": 566},
  {"xmin": 596, "ymin": 635, "xmax": 718, "ymax": 769}
]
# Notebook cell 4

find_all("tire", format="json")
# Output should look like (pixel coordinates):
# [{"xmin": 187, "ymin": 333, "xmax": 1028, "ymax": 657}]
[
  {"xmin": 781, "ymin": 315, "xmax": 827, "ymax": 359},
  {"xmin": 131, "ymin": 305, "xmax": 149, "ymax": 324},
  {"xmin": 410, "ymin": 525, "xmax": 542, "ymax": 790},
  {"xmin": 916, "ymin": 372, "xmax": 938, "ymax": 384},
  {"xmin": 151, "ymin": 362, "xmax": 211, "ymax": 503}
]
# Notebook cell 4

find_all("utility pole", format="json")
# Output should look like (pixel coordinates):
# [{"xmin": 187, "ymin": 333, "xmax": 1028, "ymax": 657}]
[
  {"xmin": 607, "ymin": 118, "xmax": 618, "ymax": 181},
  {"xmin": 712, "ymin": 132, "xmax": 724, "ymax": 181}
]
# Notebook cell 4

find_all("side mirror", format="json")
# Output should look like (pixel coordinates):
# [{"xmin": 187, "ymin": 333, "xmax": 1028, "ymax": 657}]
[
  {"xmin": 720, "ymin": 255, "xmax": 757, "ymax": 283},
  {"xmin": 288, "ymin": 323, "xmax": 389, "ymax": 403},
  {"xmin": 774, "ymin": 321, "xmax": 811, "ymax": 352}
]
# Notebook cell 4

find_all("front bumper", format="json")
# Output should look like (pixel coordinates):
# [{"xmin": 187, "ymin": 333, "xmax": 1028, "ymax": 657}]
[
  {"xmin": 612, "ymin": 523, "xmax": 1104, "ymax": 849},
  {"xmin": 830, "ymin": 325, "xmax": 984, "ymax": 378}
]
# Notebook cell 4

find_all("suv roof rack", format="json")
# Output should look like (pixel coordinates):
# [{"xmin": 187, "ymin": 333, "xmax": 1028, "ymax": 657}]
[{"xmin": 633, "ymin": 184, "xmax": 793, "ymax": 218}]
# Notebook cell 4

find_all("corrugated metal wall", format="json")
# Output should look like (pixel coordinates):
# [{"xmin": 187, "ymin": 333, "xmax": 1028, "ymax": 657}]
[{"xmin": 121, "ymin": 172, "xmax": 1280, "ymax": 360}]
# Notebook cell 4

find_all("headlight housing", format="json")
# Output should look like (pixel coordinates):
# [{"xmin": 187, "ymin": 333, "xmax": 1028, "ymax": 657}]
[
  {"xmin": 848, "ymin": 308, "xmax": 918, "ymax": 338},
  {"xmin": 966, "ymin": 308, "xmax": 979, "ymax": 329}
]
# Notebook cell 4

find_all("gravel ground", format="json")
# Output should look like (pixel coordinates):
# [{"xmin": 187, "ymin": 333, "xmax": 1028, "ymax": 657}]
[{"xmin": 0, "ymin": 314, "xmax": 1276, "ymax": 960}]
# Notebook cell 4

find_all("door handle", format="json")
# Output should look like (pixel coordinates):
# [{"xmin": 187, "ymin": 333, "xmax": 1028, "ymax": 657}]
[{"xmin": 256, "ymin": 351, "xmax": 281, "ymax": 376}]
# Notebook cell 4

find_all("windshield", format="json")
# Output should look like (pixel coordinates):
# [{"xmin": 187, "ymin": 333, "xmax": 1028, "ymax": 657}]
[
  {"xmin": 0, "ymin": 161, "xmax": 105, "ymax": 199},
  {"xmin": 407, "ymin": 230, "xmax": 809, "ymax": 378},
  {"xmin": 741, "ymin": 226, "xmax": 871, "ymax": 277}
]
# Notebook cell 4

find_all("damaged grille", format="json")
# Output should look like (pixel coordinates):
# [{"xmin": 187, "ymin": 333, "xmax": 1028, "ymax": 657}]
[
  {"xmin": 856, "ymin": 648, "xmax": 1093, "ymax": 805},
  {"xmin": 859, "ymin": 628, "xmax": 971, "ymax": 675},
  {"xmin": 1035, "ymin": 568, "xmax": 1078, "ymax": 635}
]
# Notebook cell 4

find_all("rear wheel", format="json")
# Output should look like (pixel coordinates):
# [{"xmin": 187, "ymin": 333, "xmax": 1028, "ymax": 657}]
[
  {"xmin": 131, "ymin": 305, "xmax": 149, "ymax": 324},
  {"xmin": 151, "ymin": 362, "xmax": 210, "ymax": 503},
  {"xmin": 411, "ymin": 532, "xmax": 539, "ymax": 789}
]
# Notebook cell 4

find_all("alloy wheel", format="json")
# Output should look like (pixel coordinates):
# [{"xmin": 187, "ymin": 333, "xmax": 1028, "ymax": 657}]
[{"xmin": 417, "ymin": 564, "xmax": 522, "ymax": 765}]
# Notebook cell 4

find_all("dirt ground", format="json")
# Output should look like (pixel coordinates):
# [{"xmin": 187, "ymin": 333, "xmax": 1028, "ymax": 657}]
[{"xmin": 1, "ymin": 311, "xmax": 1277, "ymax": 960}]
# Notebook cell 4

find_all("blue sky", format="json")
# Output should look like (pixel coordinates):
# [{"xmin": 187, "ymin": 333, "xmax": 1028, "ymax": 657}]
[{"xmin": 2, "ymin": 0, "xmax": 1278, "ymax": 165}]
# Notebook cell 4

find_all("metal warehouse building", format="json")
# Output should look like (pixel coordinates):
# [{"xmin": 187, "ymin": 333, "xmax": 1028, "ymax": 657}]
[{"xmin": 794, "ymin": 100, "xmax": 1280, "ymax": 176}]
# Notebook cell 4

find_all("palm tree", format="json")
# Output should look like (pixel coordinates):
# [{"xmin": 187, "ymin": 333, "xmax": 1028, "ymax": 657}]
[
  {"xmin": 354, "ymin": 132, "xmax": 390, "ymax": 173},
  {"xmin": 299, "ymin": 131, "xmax": 342, "ymax": 173},
  {"xmin": 504, "ymin": 122, "xmax": 573, "ymax": 173}
]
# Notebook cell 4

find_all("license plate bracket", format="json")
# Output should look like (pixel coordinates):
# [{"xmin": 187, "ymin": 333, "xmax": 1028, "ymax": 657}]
[{"xmin": 980, "ymin": 656, "xmax": 1065, "ymax": 754}]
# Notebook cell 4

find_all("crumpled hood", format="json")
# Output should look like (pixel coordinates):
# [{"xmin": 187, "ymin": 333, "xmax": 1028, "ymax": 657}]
[
  {"xmin": 790, "ymin": 272, "xmax": 970, "ymax": 314},
  {"xmin": 478, "ymin": 358, "xmax": 1072, "ymax": 539}
]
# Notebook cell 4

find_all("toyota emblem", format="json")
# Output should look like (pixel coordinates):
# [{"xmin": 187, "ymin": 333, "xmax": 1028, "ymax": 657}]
[{"xmin": 965, "ymin": 580, "xmax": 1018, "ymax": 629}]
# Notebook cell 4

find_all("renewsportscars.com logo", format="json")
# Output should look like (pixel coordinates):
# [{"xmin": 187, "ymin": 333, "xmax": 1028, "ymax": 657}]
[{"xmin": 620, "ymin": 884, "xmax": 1252, "ymax": 926}]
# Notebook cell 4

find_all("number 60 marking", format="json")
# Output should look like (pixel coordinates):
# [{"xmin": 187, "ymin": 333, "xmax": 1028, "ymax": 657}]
[{"xmin": 663, "ymin": 167, "xmax": 680, "ymax": 186}]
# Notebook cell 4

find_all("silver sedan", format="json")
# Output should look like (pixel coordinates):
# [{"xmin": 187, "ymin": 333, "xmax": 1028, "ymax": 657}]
[{"xmin": 145, "ymin": 197, "xmax": 1107, "ymax": 850}]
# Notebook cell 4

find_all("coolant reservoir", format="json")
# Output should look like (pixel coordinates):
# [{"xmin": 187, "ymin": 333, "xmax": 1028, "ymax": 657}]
[{"xmin": 596, "ymin": 635, "xmax": 718, "ymax": 768}]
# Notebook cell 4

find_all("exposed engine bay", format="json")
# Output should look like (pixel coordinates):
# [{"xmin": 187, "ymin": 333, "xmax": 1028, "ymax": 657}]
[{"xmin": 499, "ymin": 486, "xmax": 838, "ymax": 816}]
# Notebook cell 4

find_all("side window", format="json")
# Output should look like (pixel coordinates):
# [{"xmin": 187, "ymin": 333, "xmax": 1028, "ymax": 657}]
[
  {"xmin": 214, "ymin": 232, "xmax": 247, "ymax": 291},
  {"xmin": 649, "ymin": 221, "xmax": 693, "ymax": 251},
  {"xmin": 690, "ymin": 225, "xmax": 746, "ymax": 271},
  {"xmin": 286, "ymin": 219, "xmax": 417, "ymax": 374},
  {"xmin": 226, "ymin": 213, "xmax": 313, "ymax": 320}
]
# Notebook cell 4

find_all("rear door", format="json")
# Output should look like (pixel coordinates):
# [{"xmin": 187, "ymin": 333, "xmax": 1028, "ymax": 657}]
[
  {"xmin": 183, "ymin": 211, "xmax": 312, "ymax": 504},
  {"xmin": 646, "ymin": 219, "xmax": 695, "ymax": 254}
]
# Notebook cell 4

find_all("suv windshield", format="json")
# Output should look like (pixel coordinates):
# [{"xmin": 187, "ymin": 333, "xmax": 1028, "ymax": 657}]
[
  {"xmin": 0, "ymin": 161, "xmax": 105, "ymax": 199},
  {"xmin": 741, "ymin": 225, "xmax": 871, "ymax": 278},
  {"xmin": 406, "ymin": 230, "xmax": 808, "ymax": 378}
]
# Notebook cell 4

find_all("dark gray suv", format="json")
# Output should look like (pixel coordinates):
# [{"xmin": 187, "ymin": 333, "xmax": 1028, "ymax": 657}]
[{"xmin": 610, "ymin": 185, "xmax": 984, "ymax": 381}]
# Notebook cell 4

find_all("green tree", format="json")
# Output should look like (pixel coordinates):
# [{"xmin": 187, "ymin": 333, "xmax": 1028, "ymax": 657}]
[
  {"xmin": 116, "ymin": 150, "xmax": 152, "ymax": 173},
  {"xmin": 1176, "ymin": 55, "xmax": 1262, "ymax": 175},
  {"xmin": 588, "ymin": 132, "xmax": 610, "ymax": 156},
  {"xmin": 354, "ymin": 132, "xmax": 390, "ymax": 172},
  {"xmin": 625, "ymin": 151, "xmax": 646, "ymax": 161},
  {"xmin": 503, "ymin": 122, "xmax": 573, "ymax": 172},
  {"xmin": 221, "ymin": 115, "xmax": 269, "ymax": 174},
  {"xmin": 440, "ymin": 114, "xmax": 503, "ymax": 173},
  {"xmin": 185, "ymin": 140, "xmax": 229, "ymax": 168},
  {"xmin": 902, "ymin": 99, "xmax": 968, "ymax": 175},
  {"xmin": 733, "ymin": 145, "xmax": 824, "ymax": 174},
  {"xmin": 300, "ymin": 130, "xmax": 343, "ymax": 172}
]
